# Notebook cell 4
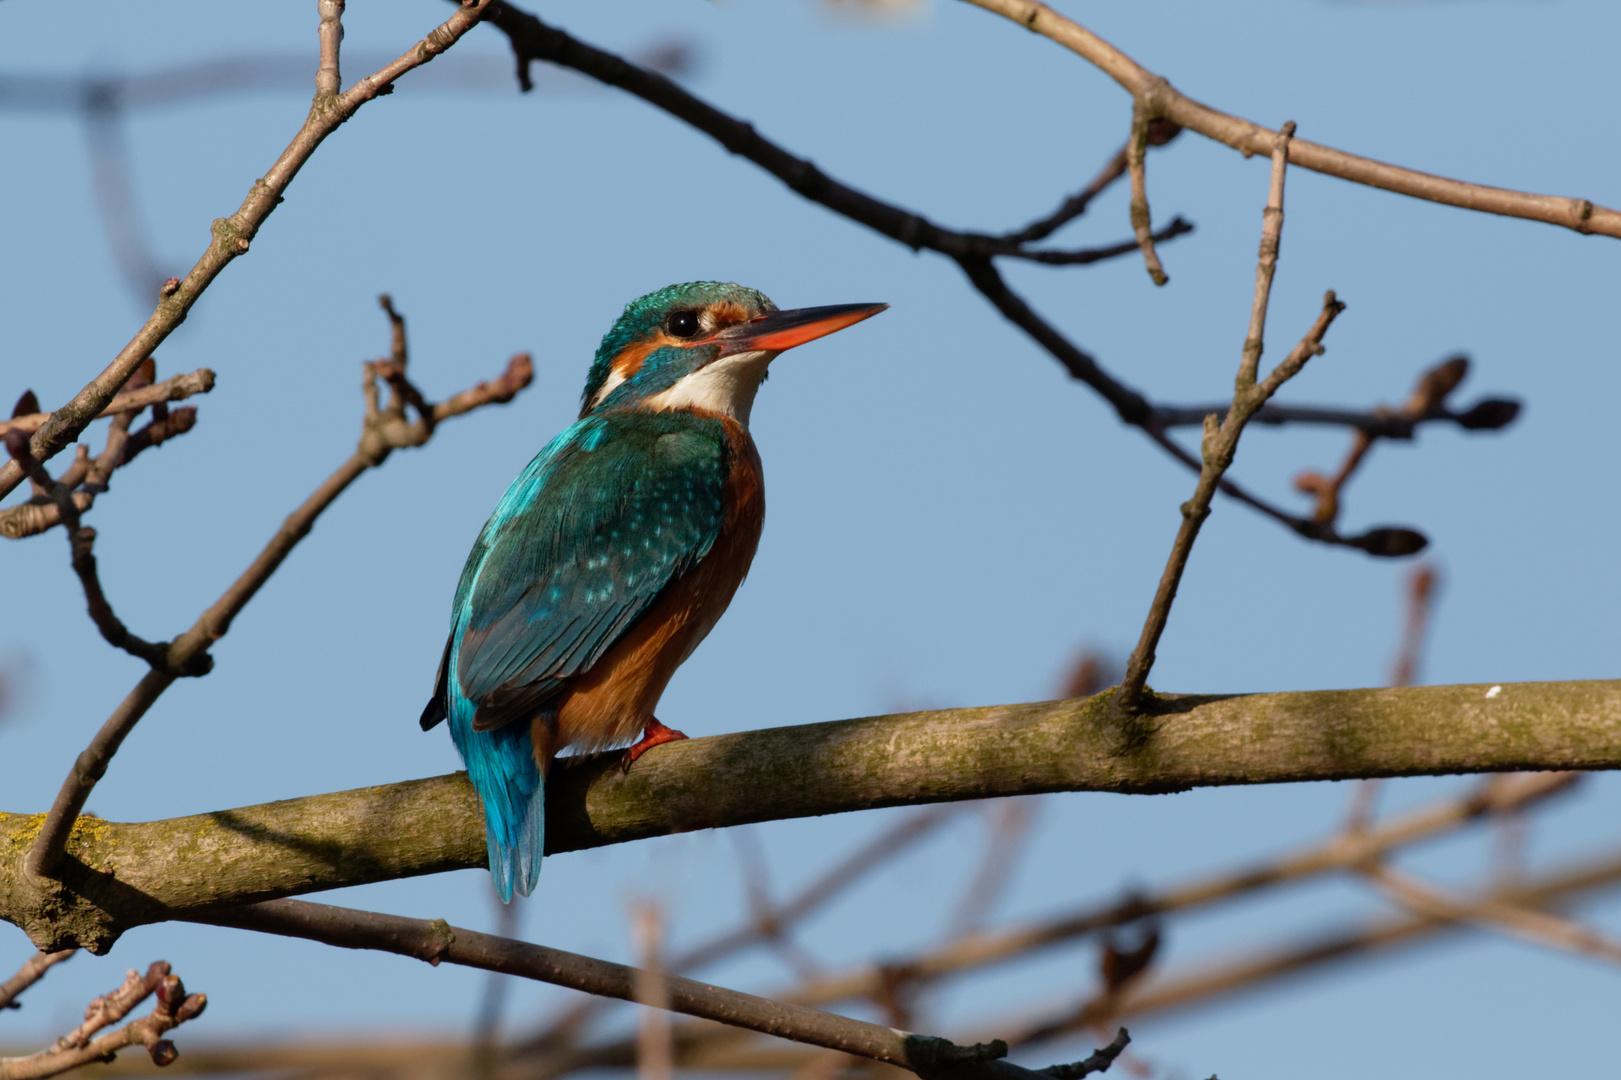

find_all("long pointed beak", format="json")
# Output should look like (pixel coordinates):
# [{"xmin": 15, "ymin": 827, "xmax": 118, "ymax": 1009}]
[{"xmin": 713, "ymin": 302, "xmax": 887, "ymax": 357}]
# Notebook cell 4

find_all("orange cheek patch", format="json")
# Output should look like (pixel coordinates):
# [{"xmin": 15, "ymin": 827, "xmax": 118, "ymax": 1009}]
[{"xmin": 611, "ymin": 334, "xmax": 674, "ymax": 381}]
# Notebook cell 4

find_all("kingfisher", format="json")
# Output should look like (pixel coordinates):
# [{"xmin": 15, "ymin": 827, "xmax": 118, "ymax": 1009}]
[{"xmin": 420, "ymin": 282, "xmax": 886, "ymax": 900}]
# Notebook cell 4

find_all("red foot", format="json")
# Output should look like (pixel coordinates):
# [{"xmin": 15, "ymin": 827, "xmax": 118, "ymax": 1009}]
[{"xmin": 622, "ymin": 718, "xmax": 688, "ymax": 772}]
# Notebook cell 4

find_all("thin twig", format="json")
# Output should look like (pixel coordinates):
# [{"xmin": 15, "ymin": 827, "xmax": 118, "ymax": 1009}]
[
  {"xmin": 514, "ymin": 807, "xmax": 960, "ymax": 1061},
  {"xmin": 189, "ymin": 898, "xmax": 1125, "ymax": 1080},
  {"xmin": 1238, "ymin": 122, "xmax": 1295, "ymax": 388},
  {"xmin": 1362, "ymin": 864, "xmax": 1621, "ymax": 967},
  {"xmin": 478, "ymin": 2, "xmax": 1174, "ymax": 269},
  {"xmin": 962, "ymin": 0, "xmax": 1621, "ymax": 239},
  {"xmin": 25, "ymin": 340, "xmax": 531, "ymax": 879},
  {"xmin": 315, "ymin": 0, "xmax": 344, "ymax": 101},
  {"xmin": 1001, "ymin": 218, "xmax": 1193, "ymax": 266},
  {"xmin": 1153, "ymin": 391, "xmax": 1520, "ymax": 437},
  {"xmin": 67, "ymin": 527, "xmax": 168, "ymax": 667},
  {"xmin": 984, "ymin": 840, "xmax": 1621, "ymax": 1047},
  {"xmin": 0, "ymin": 963, "xmax": 205, "ymax": 1080},
  {"xmin": 1119, "ymin": 126, "xmax": 1334, "ymax": 711},
  {"xmin": 0, "ymin": 952, "xmax": 73, "ymax": 1012},
  {"xmin": 473, "ymin": 4, "xmax": 1496, "ymax": 554},
  {"xmin": 0, "ymin": 0, "xmax": 492, "ymax": 501},
  {"xmin": 0, "ymin": 375, "xmax": 201, "ymax": 542},
  {"xmin": 512, "ymin": 772, "xmax": 1576, "ymax": 1077},
  {"xmin": 1139, "ymin": 424, "xmax": 1424, "ymax": 557},
  {"xmin": 3, "ymin": 417, "xmax": 167, "ymax": 666},
  {"xmin": 1000, "ymin": 122, "xmax": 1179, "ymax": 246},
  {"xmin": 0, "ymin": 432, "xmax": 192, "ymax": 539},
  {"xmin": 1391, "ymin": 563, "xmax": 1439, "ymax": 691},
  {"xmin": 1125, "ymin": 101, "xmax": 1167, "ymax": 286},
  {"xmin": 471, "ymin": 890, "xmax": 521, "ymax": 1080},
  {"xmin": 0, "ymin": 369, "xmax": 214, "ymax": 438},
  {"xmin": 778, "ymin": 772, "xmax": 1575, "ymax": 1009},
  {"xmin": 632, "ymin": 902, "xmax": 674, "ymax": 1080},
  {"xmin": 1291, "ymin": 356, "xmax": 1503, "ymax": 528}
]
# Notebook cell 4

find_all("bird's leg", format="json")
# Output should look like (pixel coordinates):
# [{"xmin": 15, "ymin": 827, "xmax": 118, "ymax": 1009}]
[{"xmin": 621, "ymin": 717, "xmax": 688, "ymax": 772}]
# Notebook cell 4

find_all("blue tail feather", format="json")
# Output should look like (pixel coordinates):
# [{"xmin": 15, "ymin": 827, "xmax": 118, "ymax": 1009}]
[{"xmin": 450, "ymin": 696, "xmax": 544, "ymax": 902}]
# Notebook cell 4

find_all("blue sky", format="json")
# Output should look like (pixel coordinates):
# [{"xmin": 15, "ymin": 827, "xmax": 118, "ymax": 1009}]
[{"xmin": 1, "ymin": 2, "xmax": 1618, "ymax": 1077}]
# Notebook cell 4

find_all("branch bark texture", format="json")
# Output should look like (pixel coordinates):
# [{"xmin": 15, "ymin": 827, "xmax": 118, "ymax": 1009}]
[{"xmin": 1, "ymin": 679, "xmax": 1616, "ymax": 953}]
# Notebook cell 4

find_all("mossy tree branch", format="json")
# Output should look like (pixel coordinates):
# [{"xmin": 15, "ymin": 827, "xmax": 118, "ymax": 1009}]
[{"xmin": 2, "ymin": 679, "xmax": 1617, "ymax": 953}]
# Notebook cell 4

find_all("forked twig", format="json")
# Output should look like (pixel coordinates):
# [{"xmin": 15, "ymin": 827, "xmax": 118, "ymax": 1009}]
[
  {"xmin": 472, "ymin": 2, "xmax": 1512, "ymax": 555},
  {"xmin": 0, "ymin": 0, "xmax": 493, "ymax": 502},
  {"xmin": 0, "ymin": 961, "xmax": 206, "ymax": 1080},
  {"xmin": 1118, "ymin": 124, "xmax": 1346, "ymax": 710},
  {"xmin": 25, "ymin": 297, "xmax": 532, "ymax": 879}
]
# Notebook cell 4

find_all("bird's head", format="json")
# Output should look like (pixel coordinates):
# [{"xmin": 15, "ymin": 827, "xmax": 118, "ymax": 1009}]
[{"xmin": 580, "ymin": 281, "xmax": 886, "ymax": 426}]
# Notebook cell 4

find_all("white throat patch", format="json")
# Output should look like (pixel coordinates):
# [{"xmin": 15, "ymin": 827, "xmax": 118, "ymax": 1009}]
[
  {"xmin": 588, "ymin": 368, "xmax": 628, "ymax": 411},
  {"xmin": 640, "ymin": 350, "xmax": 776, "ymax": 427}
]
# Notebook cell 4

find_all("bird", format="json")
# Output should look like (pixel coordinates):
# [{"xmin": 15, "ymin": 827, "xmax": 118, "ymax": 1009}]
[{"xmin": 420, "ymin": 281, "xmax": 886, "ymax": 901}]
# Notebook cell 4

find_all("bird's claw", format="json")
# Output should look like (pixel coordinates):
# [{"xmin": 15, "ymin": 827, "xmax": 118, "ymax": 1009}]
[{"xmin": 621, "ymin": 718, "xmax": 688, "ymax": 773}]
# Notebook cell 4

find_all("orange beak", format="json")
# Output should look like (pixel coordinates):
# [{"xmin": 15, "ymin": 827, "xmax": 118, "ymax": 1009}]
[{"xmin": 712, "ymin": 302, "xmax": 888, "ymax": 357}]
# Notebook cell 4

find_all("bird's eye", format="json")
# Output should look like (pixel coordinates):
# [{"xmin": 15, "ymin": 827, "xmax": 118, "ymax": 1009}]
[{"xmin": 667, "ymin": 310, "xmax": 701, "ymax": 338}]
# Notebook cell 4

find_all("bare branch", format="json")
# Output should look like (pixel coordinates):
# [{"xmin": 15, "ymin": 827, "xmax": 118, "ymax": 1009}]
[
  {"xmin": 0, "ymin": 369, "xmax": 214, "ymax": 439},
  {"xmin": 0, "ymin": 951, "xmax": 73, "ymax": 1012},
  {"xmin": 25, "ymin": 338, "xmax": 531, "ymax": 881},
  {"xmin": 0, "ymin": 0, "xmax": 493, "ymax": 501},
  {"xmin": 1120, "ymin": 292, "xmax": 1345, "ymax": 710},
  {"xmin": 531, "ymin": 772, "xmax": 1577, "ymax": 1076},
  {"xmin": 1125, "ymin": 101, "xmax": 1168, "ymax": 285},
  {"xmin": 1011, "ymin": 841, "xmax": 1621, "ymax": 1038},
  {"xmin": 191, "ymin": 899, "xmax": 1124, "ymax": 1080},
  {"xmin": 315, "ymin": 0, "xmax": 344, "ymax": 101},
  {"xmin": 3, "ymin": 679, "xmax": 1612, "ymax": 953},
  {"xmin": 1118, "ymin": 125, "xmax": 1335, "ymax": 711},
  {"xmin": 999, "ymin": 122, "xmax": 1179, "ymax": 246},
  {"xmin": 514, "ymin": 806, "xmax": 963, "ymax": 1064},
  {"xmin": 778, "ymin": 772, "xmax": 1576, "ymax": 1010},
  {"xmin": 1237, "ymin": 122, "xmax": 1295, "ymax": 389},
  {"xmin": 473, "ymin": 5, "xmax": 1502, "ymax": 554},
  {"xmin": 1290, "ymin": 356, "xmax": 1509, "ymax": 529},
  {"xmin": 0, "ymin": 962, "xmax": 206, "ymax": 1080},
  {"xmin": 66, "ymin": 527, "xmax": 168, "ymax": 667},
  {"xmin": 476, "ymin": 3, "xmax": 1177, "ymax": 274},
  {"xmin": 1362, "ymin": 864, "xmax": 1621, "ymax": 967},
  {"xmin": 632, "ymin": 902, "xmax": 674, "ymax": 1080},
  {"xmin": 962, "ymin": 0, "xmax": 1621, "ymax": 239}
]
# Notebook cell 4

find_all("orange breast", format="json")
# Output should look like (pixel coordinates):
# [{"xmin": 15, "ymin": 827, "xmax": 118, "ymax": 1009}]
[{"xmin": 539, "ymin": 420, "xmax": 765, "ymax": 765}]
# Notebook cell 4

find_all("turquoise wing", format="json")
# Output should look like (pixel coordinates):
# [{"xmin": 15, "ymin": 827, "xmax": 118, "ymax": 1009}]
[{"xmin": 422, "ymin": 410, "xmax": 730, "ymax": 901}]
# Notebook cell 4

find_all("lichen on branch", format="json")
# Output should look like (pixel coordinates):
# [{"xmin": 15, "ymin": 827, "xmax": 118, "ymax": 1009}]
[{"xmin": 2, "ymin": 679, "xmax": 1616, "ymax": 953}]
